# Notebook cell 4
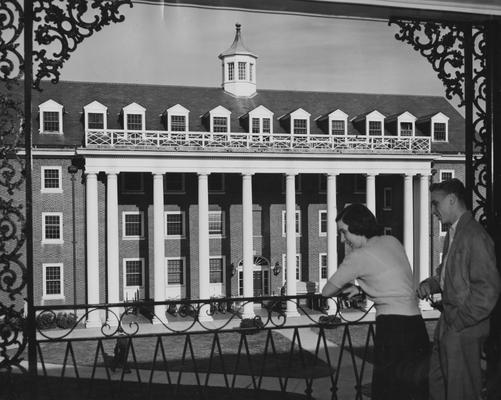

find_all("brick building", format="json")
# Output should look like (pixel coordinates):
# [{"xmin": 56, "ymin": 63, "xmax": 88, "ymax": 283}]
[{"xmin": 18, "ymin": 24, "xmax": 465, "ymax": 325}]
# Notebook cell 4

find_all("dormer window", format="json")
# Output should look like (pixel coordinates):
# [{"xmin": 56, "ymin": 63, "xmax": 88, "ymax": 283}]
[
  {"xmin": 331, "ymin": 120, "xmax": 345, "ymax": 135},
  {"xmin": 430, "ymin": 112, "xmax": 449, "ymax": 142},
  {"xmin": 400, "ymin": 122, "xmax": 413, "ymax": 136},
  {"xmin": 83, "ymin": 101, "xmax": 107, "ymax": 130},
  {"xmin": 316, "ymin": 109, "xmax": 348, "ymax": 135},
  {"xmin": 39, "ymin": 100, "xmax": 63, "ymax": 134},
  {"xmin": 294, "ymin": 119, "xmax": 307, "ymax": 135},
  {"xmin": 207, "ymin": 105, "xmax": 231, "ymax": 133},
  {"xmin": 245, "ymin": 105, "xmax": 274, "ymax": 134},
  {"xmin": 280, "ymin": 108, "xmax": 310, "ymax": 135},
  {"xmin": 123, "ymin": 102, "xmax": 146, "ymax": 131},
  {"xmin": 165, "ymin": 104, "xmax": 189, "ymax": 132},
  {"xmin": 368, "ymin": 121, "xmax": 382, "ymax": 136}
]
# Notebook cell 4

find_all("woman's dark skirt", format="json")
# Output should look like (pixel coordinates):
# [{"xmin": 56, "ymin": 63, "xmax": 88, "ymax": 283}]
[{"xmin": 372, "ymin": 314, "xmax": 430, "ymax": 400}]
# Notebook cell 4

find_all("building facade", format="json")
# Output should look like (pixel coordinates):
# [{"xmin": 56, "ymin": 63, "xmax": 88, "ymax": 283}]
[{"xmin": 18, "ymin": 24, "xmax": 466, "ymax": 325}]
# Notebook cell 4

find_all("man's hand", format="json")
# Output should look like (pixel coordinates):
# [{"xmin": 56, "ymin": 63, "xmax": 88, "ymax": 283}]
[
  {"xmin": 340, "ymin": 284, "xmax": 360, "ymax": 299},
  {"xmin": 416, "ymin": 280, "xmax": 432, "ymax": 300}
]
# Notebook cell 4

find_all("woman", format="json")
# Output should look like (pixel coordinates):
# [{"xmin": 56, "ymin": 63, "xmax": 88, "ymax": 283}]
[{"xmin": 322, "ymin": 203, "xmax": 429, "ymax": 400}]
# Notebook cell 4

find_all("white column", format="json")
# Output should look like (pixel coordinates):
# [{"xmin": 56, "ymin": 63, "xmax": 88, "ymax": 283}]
[
  {"xmin": 198, "ymin": 173, "xmax": 212, "ymax": 321},
  {"xmin": 419, "ymin": 174, "xmax": 432, "ymax": 309},
  {"xmin": 153, "ymin": 173, "xmax": 167, "ymax": 324},
  {"xmin": 366, "ymin": 174, "xmax": 376, "ymax": 214},
  {"xmin": 242, "ymin": 174, "xmax": 254, "ymax": 318},
  {"xmin": 85, "ymin": 173, "xmax": 101, "ymax": 328},
  {"xmin": 404, "ymin": 174, "xmax": 414, "ymax": 270},
  {"xmin": 285, "ymin": 173, "xmax": 299, "ymax": 317},
  {"xmin": 326, "ymin": 173, "xmax": 338, "ymax": 315},
  {"xmin": 106, "ymin": 173, "xmax": 120, "ymax": 325}
]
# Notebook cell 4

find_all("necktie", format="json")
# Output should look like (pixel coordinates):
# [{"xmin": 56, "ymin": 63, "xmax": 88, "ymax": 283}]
[{"xmin": 439, "ymin": 226, "xmax": 454, "ymax": 289}]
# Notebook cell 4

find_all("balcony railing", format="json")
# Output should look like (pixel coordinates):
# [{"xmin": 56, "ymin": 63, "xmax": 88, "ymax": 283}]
[{"xmin": 85, "ymin": 129, "xmax": 431, "ymax": 153}]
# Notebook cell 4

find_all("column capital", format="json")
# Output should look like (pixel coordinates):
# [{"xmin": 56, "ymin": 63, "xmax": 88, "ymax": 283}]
[
  {"xmin": 365, "ymin": 173, "xmax": 378, "ymax": 178},
  {"xmin": 325, "ymin": 172, "xmax": 339, "ymax": 177},
  {"xmin": 420, "ymin": 172, "xmax": 432, "ymax": 178},
  {"xmin": 198, "ymin": 172, "xmax": 210, "ymax": 177},
  {"xmin": 284, "ymin": 172, "xmax": 298, "ymax": 177},
  {"xmin": 403, "ymin": 172, "xmax": 415, "ymax": 178},
  {"xmin": 241, "ymin": 172, "xmax": 255, "ymax": 177}
]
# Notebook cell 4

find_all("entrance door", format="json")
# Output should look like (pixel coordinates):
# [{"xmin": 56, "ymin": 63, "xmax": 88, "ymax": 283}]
[{"xmin": 238, "ymin": 256, "xmax": 270, "ymax": 296}]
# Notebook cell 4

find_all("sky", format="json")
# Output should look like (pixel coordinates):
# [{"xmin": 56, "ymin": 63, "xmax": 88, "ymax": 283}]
[{"xmin": 57, "ymin": 2, "xmax": 448, "ymax": 98}]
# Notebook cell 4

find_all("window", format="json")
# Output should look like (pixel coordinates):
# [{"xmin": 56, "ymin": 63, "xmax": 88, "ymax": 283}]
[
  {"xmin": 39, "ymin": 100, "xmax": 63, "ymax": 134},
  {"xmin": 209, "ymin": 257, "xmax": 224, "ymax": 284},
  {"xmin": 170, "ymin": 115, "xmax": 186, "ymax": 132},
  {"xmin": 228, "ymin": 62, "xmax": 234, "ymax": 80},
  {"xmin": 167, "ymin": 258, "xmax": 184, "ymax": 285},
  {"xmin": 165, "ymin": 173, "xmax": 185, "ymax": 193},
  {"xmin": 213, "ymin": 116, "xmax": 228, "ymax": 133},
  {"xmin": 42, "ymin": 213, "xmax": 63, "ymax": 243},
  {"xmin": 43, "ymin": 111, "xmax": 60, "ymax": 132},
  {"xmin": 433, "ymin": 122, "xmax": 447, "ymax": 141},
  {"xmin": 293, "ymin": 119, "xmax": 307, "ymax": 135},
  {"xmin": 165, "ymin": 211, "xmax": 185, "ymax": 238},
  {"xmin": 262, "ymin": 118, "xmax": 271, "ymax": 133},
  {"xmin": 319, "ymin": 210, "xmax": 327, "ymax": 236},
  {"xmin": 439, "ymin": 170, "xmax": 454, "ymax": 182},
  {"xmin": 281, "ymin": 210, "xmax": 301, "ymax": 236},
  {"xmin": 121, "ymin": 173, "xmax": 144, "ymax": 193},
  {"xmin": 331, "ymin": 120, "xmax": 345, "ymax": 135},
  {"xmin": 209, "ymin": 174, "xmax": 225, "ymax": 192},
  {"xmin": 43, "ymin": 263, "xmax": 63, "ymax": 299},
  {"xmin": 400, "ymin": 122, "xmax": 413, "ymax": 136},
  {"xmin": 252, "ymin": 118, "xmax": 260, "ymax": 133},
  {"xmin": 124, "ymin": 259, "xmax": 143, "ymax": 287},
  {"xmin": 41, "ymin": 167, "xmax": 62, "ymax": 193},
  {"xmin": 87, "ymin": 113, "xmax": 104, "ymax": 129},
  {"xmin": 127, "ymin": 114, "xmax": 142, "ymax": 130},
  {"xmin": 368, "ymin": 120, "xmax": 382, "ymax": 136},
  {"xmin": 320, "ymin": 254, "xmax": 328, "ymax": 280},
  {"xmin": 383, "ymin": 187, "xmax": 392, "ymax": 210},
  {"xmin": 282, "ymin": 254, "xmax": 302, "ymax": 281},
  {"xmin": 209, "ymin": 211, "xmax": 225, "ymax": 236},
  {"xmin": 122, "ymin": 211, "xmax": 144, "ymax": 239},
  {"xmin": 249, "ymin": 63, "xmax": 254, "ymax": 81},
  {"xmin": 238, "ymin": 62, "xmax": 246, "ymax": 80},
  {"xmin": 384, "ymin": 227, "xmax": 392, "ymax": 235}
]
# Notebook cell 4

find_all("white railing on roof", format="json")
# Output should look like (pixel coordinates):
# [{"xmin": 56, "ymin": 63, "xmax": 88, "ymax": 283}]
[{"xmin": 85, "ymin": 129, "xmax": 431, "ymax": 153}]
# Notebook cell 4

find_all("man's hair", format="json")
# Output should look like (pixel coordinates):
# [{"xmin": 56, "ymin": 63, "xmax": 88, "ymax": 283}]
[
  {"xmin": 429, "ymin": 178, "xmax": 467, "ymax": 206},
  {"xmin": 335, "ymin": 203, "xmax": 382, "ymax": 238}
]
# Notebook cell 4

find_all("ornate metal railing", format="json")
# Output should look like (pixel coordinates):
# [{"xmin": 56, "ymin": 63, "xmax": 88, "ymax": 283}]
[
  {"xmin": 13, "ymin": 294, "xmax": 436, "ymax": 400},
  {"xmin": 85, "ymin": 129, "xmax": 431, "ymax": 153}
]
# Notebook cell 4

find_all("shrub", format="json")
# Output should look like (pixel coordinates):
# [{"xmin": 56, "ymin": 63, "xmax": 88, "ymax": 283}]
[
  {"xmin": 37, "ymin": 312, "xmax": 56, "ymax": 330},
  {"xmin": 55, "ymin": 312, "xmax": 77, "ymax": 329}
]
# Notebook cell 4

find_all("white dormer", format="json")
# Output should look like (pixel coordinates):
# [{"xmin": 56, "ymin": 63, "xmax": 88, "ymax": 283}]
[
  {"xmin": 431, "ymin": 112, "xmax": 449, "ymax": 142},
  {"xmin": 83, "ymin": 101, "xmax": 107, "ymax": 130},
  {"xmin": 287, "ymin": 108, "xmax": 311, "ymax": 135},
  {"xmin": 365, "ymin": 110, "xmax": 385, "ymax": 136},
  {"xmin": 247, "ymin": 105, "xmax": 273, "ymax": 133},
  {"xmin": 39, "ymin": 99, "xmax": 64, "ymax": 134},
  {"xmin": 219, "ymin": 24, "xmax": 258, "ymax": 98},
  {"xmin": 123, "ymin": 102, "xmax": 146, "ymax": 131},
  {"xmin": 165, "ymin": 104, "xmax": 189, "ymax": 132},
  {"xmin": 328, "ymin": 109, "xmax": 348, "ymax": 135},
  {"xmin": 396, "ymin": 111, "xmax": 416, "ymax": 136},
  {"xmin": 208, "ymin": 105, "xmax": 231, "ymax": 133}
]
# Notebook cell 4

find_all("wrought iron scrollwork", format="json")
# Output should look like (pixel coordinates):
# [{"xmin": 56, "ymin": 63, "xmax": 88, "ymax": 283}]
[
  {"xmin": 32, "ymin": 0, "xmax": 132, "ymax": 89},
  {"xmin": 0, "ymin": 0, "xmax": 24, "ymax": 85}
]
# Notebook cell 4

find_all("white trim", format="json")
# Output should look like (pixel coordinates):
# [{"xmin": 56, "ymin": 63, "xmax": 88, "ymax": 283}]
[
  {"xmin": 397, "ymin": 111, "xmax": 416, "ymax": 137},
  {"xmin": 281, "ymin": 209, "xmax": 301, "ymax": 237},
  {"xmin": 39, "ymin": 99, "xmax": 64, "ymax": 134},
  {"xmin": 41, "ymin": 166, "xmax": 62, "ymax": 193},
  {"xmin": 431, "ymin": 113, "xmax": 449, "ymax": 142},
  {"xmin": 123, "ymin": 102, "xmax": 146, "ymax": 131},
  {"xmin": 42, "ymin": 263, "xmax": 64, "ymax": 300},
  {"xmin": 166, "ymin": 256, "xmax": 186, "ymax": 288},
  {"xmin": 209, "ymin": 106, "xmax": 231, "ymax": 133},
  {"xmin": 165, "ymin": 104, "xmax": 190, "ymax": 132},
  {"xmin": 42, "ymin": 212, "xmax": 63, "ymax": 244},
  {"xmin": 365, "ymin": 110, "xmax": 385, "ymax": 136},
  {"xmin": 328, "ymin": 109, "xmax": 348, "ymax": 136},
  {"xmin": 318, "ymin": 210, "xmax": 327, "ymax": 237},
  {"xmin": 290, "ymin": 108, "xmax": 311, "ymax": 135},
  {"xmin": 84, "ymin": 101, "xmax": 107, "ymax": 130},
  {"xmin": 122, "ymin": 211, "xmax": 145, "ymax": 240},
  {"xmin": 209, "ymin": 256, "xmax": 226, "ymax": 297},
  {"xmin": 248, "ymin": 105, "xmax": 274, "ymax": 134},
  {"xmin": 319, "ymin": 252, "xmax": 328, "ymax": 286},
  {"xmin": 123, "ymin": 258, "xmax": 145, "ymax": 301},
  {"xmin": 208, "ymin": 210, "xmax": 225, "ymax": 238},
  {"xmin": 439, "ymin": 169, "xmax": 455, "ymax": 181},
  {"xmin": 164, "ymin": 211, "xmax": 186, "ymax": 239},
  {"xmin": 282, "ymin": 253, "xmax": 302, "ymax": 282}
]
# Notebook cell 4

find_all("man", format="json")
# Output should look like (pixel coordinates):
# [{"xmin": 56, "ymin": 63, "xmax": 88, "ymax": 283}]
[{"xmin": 417, "ymin": 178, "xmax": 500, "ymax": 400}]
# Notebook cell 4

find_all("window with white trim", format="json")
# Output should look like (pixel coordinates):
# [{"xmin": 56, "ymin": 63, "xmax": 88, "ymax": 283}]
[
  {"xmin": 121, "ymin": 173, "xmax": 144, "ymax": 193},
  {"xmin": 123, "ymin": 103, "xmax": 146, "ymax": 131},
  {"xmin": 213, "ymin": 116, "xmax": 228, "ymax": 133},
  {"xmin": 209, "ymin": 174, "xmax": 225, "ymax": 193},
  {"xmin": 165, "ymin": 211, "xmax": 185, "ymax": 238},
  {"xmin": 281, "ymin": 210, "xmax": 301, "ymax": 236},
  {"xmin": 320, "ymin": 253, "xmax": 328, "ymax": 280},
  {"xmin": 41, "ymin": 167, "xmax": 62, "ymax": 193},
  {"xmin": 293, "ymin": 119, "xmax": 307, "ymax": 135},
  {"xmin": 319, "ymin": 210, "xmax": 327, "ymax": 236},
  {"xmin": 209, "ymin": 211, "xmax": 225, "ymax": 237},
  {"xmin": 247, "ymin": 106, "xmax": 274, "ymax": 134},
  {"xmin": 167, "ymin": 258, "xmax": 185, "ymax": 285},
  {"xmin": 331, "ymin": 120, "xmax": 345, "ymax": 135},
  {"xmin": 124, "ymin": 259, "xmax": 144, "ymax": 287},
  {"xmin": 39, "ymin": 100, "xmax": 64, "ymax": 134},
  {"xmin": 83, "ymin": 101, "xmax": 107, "ymax": 130},
  {"xmin": 282, "ymin": 253, "xmax": 302, "ymax": 281},
  {"xmin": 433, "ymin": 122, "xmax": 447, "ymax": 141},
  {"xmin": 127, "ymin": 114, "xmax": 142, "ymax": 130},
  {"xmin": 42, "ymin": 212, "xmax": 63, "ymax": 243},
  {"xmin": 122, "ymin": 211, "xmax": 144, "ymax": 239},
  {"xmin": 209, "ymin": 257, "xmax": 224, "ymax": 284},
  {"xmin": 238, "ymin": 62, "xmax": 246, "ymax": 80},
  {"xmin": 170, "ymin": 115, "xmax": 186, "ymax": 132},
  {"xmin": 165, "ymin": 173, "xmax": 185, "ymax": 193},
  {"xmin": 228, "ymin": 62, "xmax": 234, "ymax": 80},
  {"xmin": 368, "ymin": 120, "xmax": 382, "ymax": 136},
  {"xmin": 251, "ymin": 118, "xmax": 260, "ymax": 133},
  {"xmin": 383, "ymin": 187, "xmax": 392, "ymax": 210},
  {"xmin": 250, "ymin": 63, "xmax": 254, "ymax": 81},
  {"xmin": 87, "ymin": 113, "xmax": 104, "ymax": 129},
  {"xmin": 43, "ymin": 263, "xmax": 64, "ymax": 299},
  {"xmin": 439, "ymin": 170, "xmax": 454, "ymax": 182},
  {"xmin": 262, "ymin": 118, "xmax": 271, "ymax": 133},
  {"xmin": 400, "ymin": 122, "xmax": 413, "ymax": 136}
]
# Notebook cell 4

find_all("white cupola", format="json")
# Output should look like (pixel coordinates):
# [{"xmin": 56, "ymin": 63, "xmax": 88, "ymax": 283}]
[{"xmin": 219, "ymin": 23, "xmax": 258, "ymax": 97}]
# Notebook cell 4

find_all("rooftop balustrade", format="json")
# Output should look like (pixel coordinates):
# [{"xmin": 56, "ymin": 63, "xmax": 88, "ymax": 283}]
[{"xmin": 85, "ymin": 130, "xmax": 431, "ymax": 154}]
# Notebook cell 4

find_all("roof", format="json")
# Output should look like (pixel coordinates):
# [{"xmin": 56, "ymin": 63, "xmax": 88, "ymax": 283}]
[
  {"xmin": 6, "ymin": 80, "xmax": 465, "ymax": 153},
  {"xmin": 218, "ymin": 23, "xmax": 257, "ymax": 59}
]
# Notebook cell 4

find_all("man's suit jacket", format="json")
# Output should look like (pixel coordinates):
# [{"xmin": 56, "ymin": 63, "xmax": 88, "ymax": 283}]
[{"xmin": 427, "ymin": 211, "xmax": 500, "ymax": 334}]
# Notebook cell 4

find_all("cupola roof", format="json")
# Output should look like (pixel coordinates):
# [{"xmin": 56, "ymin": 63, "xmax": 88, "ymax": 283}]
[{"xmin": 219, "ymin": 23, "xmax": 257, "ymax": 59}]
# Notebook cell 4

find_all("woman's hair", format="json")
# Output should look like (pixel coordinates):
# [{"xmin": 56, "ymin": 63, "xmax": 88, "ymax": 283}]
[{"xmin": 335, "ymin": 203, "xmax": 383, "ymax": 238}]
